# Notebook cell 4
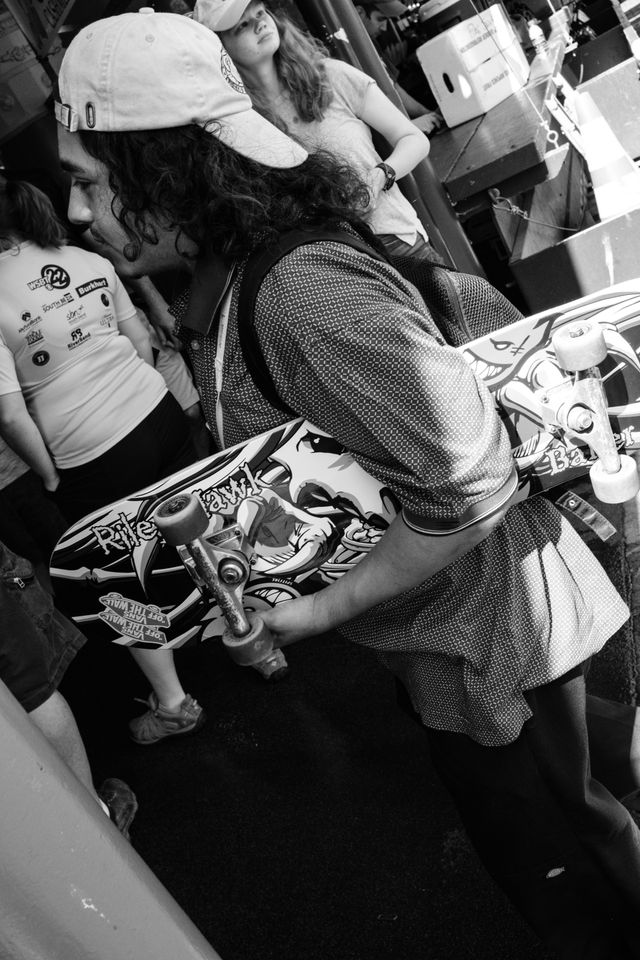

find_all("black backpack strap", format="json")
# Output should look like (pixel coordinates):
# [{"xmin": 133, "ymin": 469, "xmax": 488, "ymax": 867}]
[{"xmin": 236, "ymin": 227, "xmax": 388, "ymax": 416}]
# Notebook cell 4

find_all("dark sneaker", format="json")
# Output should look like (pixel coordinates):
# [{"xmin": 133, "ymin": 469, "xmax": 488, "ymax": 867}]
[
  {"xmin": 129, "ymin": 692, "xmax": 206, "ymax": 745},
  {"xmin": 98, "ymin": 778, "xmax": 138, "ymax": 841}
]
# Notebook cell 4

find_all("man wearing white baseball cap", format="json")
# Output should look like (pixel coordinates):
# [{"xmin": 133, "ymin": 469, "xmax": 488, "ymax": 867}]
[
  {"xmin": 55, "ymin": 8, "xmax": 307, "ymax": 169},
  {"xmin": 56, "ymin": 11, "xmax": 640, "ymax": 958}
]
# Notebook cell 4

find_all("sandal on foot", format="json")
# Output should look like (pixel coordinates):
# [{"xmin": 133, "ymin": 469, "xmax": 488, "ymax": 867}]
[{"xmin": 129, "ymin": 693, "xmax": 205, "ymax": 745}]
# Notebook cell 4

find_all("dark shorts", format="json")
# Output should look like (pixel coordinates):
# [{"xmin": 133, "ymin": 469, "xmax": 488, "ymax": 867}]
[{"xmin": 0, "ymin": 542, "xmax": 85, "ymax": 712}]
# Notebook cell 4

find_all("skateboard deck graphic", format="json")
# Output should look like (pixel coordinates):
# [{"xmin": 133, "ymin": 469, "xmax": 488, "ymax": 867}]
[
  {"xmin": 51, "ymin": 280, "xmax": 640, "ymax": 649},
  {"xmin": 51, "ymin": 419, "xmax": 399, "ymax": 649}
]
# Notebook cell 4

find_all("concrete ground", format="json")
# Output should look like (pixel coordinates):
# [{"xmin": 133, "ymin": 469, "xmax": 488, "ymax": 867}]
[{"xmin": 60, "ymin": 478, "xmax": 640, "ymax": 960}]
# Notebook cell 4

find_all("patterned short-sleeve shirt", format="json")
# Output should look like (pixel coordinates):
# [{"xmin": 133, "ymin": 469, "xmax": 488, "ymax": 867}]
[{"xmin": 175, "ymin": 240, "xmax": 628, "ymax": 746}]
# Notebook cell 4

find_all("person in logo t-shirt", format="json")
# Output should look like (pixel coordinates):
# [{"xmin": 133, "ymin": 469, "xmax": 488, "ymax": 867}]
[{"xmin": 0, "ymin": 176, "xmax": 205, "ymax": 746}]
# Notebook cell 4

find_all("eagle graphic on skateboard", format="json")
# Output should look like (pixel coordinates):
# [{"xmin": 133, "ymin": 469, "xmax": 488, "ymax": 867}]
[{"xmin": 50, "ymin": 280, "xmax": 640, "ymax": 673}]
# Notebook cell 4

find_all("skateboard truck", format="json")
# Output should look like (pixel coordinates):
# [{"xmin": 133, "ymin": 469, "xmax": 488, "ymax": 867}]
[
  {"xmin": 153, "ymin": 494, "xmax": 288, "ymax": 681},
  {"xmin": 539, "ymin": 320, "xmax": 640, "ymax": 503}
]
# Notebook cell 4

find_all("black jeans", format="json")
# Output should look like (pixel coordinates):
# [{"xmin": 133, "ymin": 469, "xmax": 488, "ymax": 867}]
[{"xmin": 425, "ymin": 665, "xmax": 640, "ymax": 959}]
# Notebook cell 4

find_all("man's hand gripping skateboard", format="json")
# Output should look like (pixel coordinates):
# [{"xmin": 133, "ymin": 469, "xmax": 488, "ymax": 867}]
[{"xmin": 153, "ymin": 494, "xmax": 320, "ymax": 676}]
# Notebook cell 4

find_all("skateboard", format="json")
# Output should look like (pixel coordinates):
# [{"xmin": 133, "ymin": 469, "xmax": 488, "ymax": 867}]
[{"xmin": 50, "ymin": 279, "xmax": 640, "ymax": 662}]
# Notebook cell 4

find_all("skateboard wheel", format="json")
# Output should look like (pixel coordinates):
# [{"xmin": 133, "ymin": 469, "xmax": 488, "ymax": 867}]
[
  {"xmin": 251, "ymin": 647, "xmax": 289, "ymax": 682},
  {"xmin": 153, "ymin": 493, "xmax": 209, "ymax": 545},
  {"xmin": 590, "ymin": 455, "xmax": 640, "ymax": 503},
  {"xmin": 552, "ymin": 322, "xmax": 607, "ymax": 371},
  {"xmin": 223, "ymin": 615, "xmax": 273, "ymax": 666}
]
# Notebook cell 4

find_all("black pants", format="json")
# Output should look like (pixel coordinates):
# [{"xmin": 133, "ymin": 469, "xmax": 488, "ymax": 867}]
[
  {"xmin": 425, "ymin": 665, "xmax": 640, "ymax": 959},
  {"xmin": 0, "ymin": 470, "xmax": 68, "ymax": 563},
  {"xmin": 53, "ymin": 393, "xmax": 196, "ymax": 525}
]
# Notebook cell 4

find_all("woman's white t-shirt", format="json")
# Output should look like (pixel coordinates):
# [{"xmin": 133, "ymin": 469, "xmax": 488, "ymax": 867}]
[
  {"xmin": 273, "ymin": 58, "xmax": 427, "ymax": 245},
  {"xmin": 0, "ymin": 241, "xmax": 166, "ymax": 468}
]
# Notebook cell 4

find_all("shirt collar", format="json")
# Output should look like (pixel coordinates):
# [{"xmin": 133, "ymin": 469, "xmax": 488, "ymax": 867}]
[{"xmin": 181, "ymin": 252, "xmax": 237, "ymax": 336}]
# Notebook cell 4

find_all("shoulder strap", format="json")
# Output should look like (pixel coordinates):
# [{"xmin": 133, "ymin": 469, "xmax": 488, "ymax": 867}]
[{"xmin": 236, "ymin": 227, "xmax": 388, "ymax": 416}]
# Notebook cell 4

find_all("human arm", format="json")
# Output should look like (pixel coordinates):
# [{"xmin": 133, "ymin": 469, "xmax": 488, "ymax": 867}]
[
  {"xmin": 0, "ymin": 391, "xmax": 59, "ymax": 492},
  {"xmin": 394, "ymin": 82, "xmax": 443, "ymax": 131},
  {"xmin": 128, "ymin": 275, "xmax": 181, "ymax": 351},
  {"xmin": 118, "ymin": 310, "xmax": 155, "ymax": 366},
  {"xmin": 260, "ymin": 500, "xmax": 513, "ymax": 646},
  {"xmin": 359, "ymin": 82, "xmax": 431, "ymax": 200}
]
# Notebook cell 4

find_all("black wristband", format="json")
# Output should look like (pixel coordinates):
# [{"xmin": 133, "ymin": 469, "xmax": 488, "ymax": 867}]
[{"xmin": 375, "ymin": 162, "xmax": 397, "ymax": 192}]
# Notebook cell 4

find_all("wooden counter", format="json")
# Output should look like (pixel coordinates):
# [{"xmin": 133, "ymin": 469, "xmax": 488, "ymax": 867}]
[{"xmin": 429, "ymin": 73, "xmax": 563, "ymax": 205}]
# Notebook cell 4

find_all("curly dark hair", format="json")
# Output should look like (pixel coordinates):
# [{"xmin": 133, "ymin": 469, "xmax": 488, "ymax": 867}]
[{"xmin": 78, "ymin": 124, "xmax": 370, "ymax": 260}]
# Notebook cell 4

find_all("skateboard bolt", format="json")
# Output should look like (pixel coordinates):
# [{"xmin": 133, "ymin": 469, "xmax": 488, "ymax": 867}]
[
  {"xmin": 219, "ymin": 557, "xmax": 246, "ymax": 585},
  {"xmin": 566, "ymin": 406, "xmax": 593, "ymax": 431}
]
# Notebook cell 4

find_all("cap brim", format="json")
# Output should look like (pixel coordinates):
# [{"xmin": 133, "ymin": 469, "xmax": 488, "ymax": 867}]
[
  {"xmin": 211, "ymin": 108, "xmax": 308, "ymax": 168},
  {"xmin": 372, "ymin": 1, "xmax": 408, "ymax": 15},
  {"xmin": 194, "ymin": 0, "xmax": 252, "ymax": 31}
]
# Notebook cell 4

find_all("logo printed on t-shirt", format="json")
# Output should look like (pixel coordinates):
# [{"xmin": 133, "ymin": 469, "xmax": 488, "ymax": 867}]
[
  {"xmin": 101, "ymin": 293, "xmax": 110, "ymax": 307},
  {"xmin": 42, "ymin": 293, "xmax": 74, "ymax": 312},
  {"xmin": 76, "ymin": 277, "xmax": 108, "ymax": 298},
  {"xmin": 66, "ymin": 305, "xmax": 86, "ymax": 324},
  {"xmin": 18, "ymin": 311, "xmax": 42, "ymax": 332},
  {"xmin": 27, "ymin": 265, "xmax": 71, "ymax": 291},
  {"xmin": 25, "ymin": 329, "xmax": 44, "ymax": 346},
  {"xmin": 32, "ymin": 350, "xmax": 50, "ymax": 366},
  {"xmin": 67, "ymin": 327, "xmax": 91, "ymax": 350}
]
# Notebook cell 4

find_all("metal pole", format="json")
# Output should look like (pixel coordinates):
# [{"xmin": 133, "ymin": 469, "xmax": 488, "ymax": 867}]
[
  {"xmin": 0, "ymin": 676, "xmax": 224, "ymax": 960},
  {"xmin": 295, "ymin": 0, "xmax": 485, "ymax": 274}
]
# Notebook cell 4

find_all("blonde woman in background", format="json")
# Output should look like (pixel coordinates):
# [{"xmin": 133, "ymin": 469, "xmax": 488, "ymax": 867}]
[{"xmin": 194, "ymin": 0, "xmax": 439, "ymax": 262}]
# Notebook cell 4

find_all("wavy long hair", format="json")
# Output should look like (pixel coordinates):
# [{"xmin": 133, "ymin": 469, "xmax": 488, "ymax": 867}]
[
  {"xmin": 231, "ymin": 7, "xmax": 333, "ymax": 128},
  {"xmin": 0, "ymin": 177, "xmax": 66, "ymax": 250},
  {"xmin": 78, "ymin": 124, "xmax": 370, "ymax": 260}
]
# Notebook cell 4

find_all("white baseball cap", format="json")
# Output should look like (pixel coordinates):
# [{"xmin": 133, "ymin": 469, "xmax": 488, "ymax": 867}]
[
  {"xmin": 193, "ymin": 0, "xmax": 253, "ymax": 31},
  {"xmin": 359, "ymin": 1, "xmax": 408, "ymax": 15},
  {"xmin": 55, "ymin": 10, "xmax": 307, "ymax": 169}
]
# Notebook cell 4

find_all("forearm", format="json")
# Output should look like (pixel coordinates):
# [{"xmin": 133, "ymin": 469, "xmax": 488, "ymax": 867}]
[
  {"xmin": 395, "ymin": 84, "xmax": 429, "ymax": 120},
  {"xmin": 309, "ymin": 510, "xmax": 501, "ymax": 634},
  {"xmin": 0, "ymin": 410, "xmax": 58, "ymax": 489},
  {"xmin": 129, "ymin": 276, "xmax": 180, "ymax": 350},
  {"xmin": 128, "ymin": 329, "xmax": 155, "ymax": 365},
  {"xmin": 118, "ymin": 312, "xmax": 155, "ymax": 366},
  {"xmin": 382, "ymin": 130, "xmax": 430, "ymax": 178},
  {"xmin": 261, "ymin": 506, "xmax": 509, "ymax": 648},
  {"xmin": 129, "ymin": 275, "xmax": 167, "ymax": 316}
]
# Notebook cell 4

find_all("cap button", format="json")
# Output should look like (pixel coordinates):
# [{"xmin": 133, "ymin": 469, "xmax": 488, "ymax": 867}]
[{"xmin": 138, "ymin": 6, "xmax": 155, "ymax": 13}]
